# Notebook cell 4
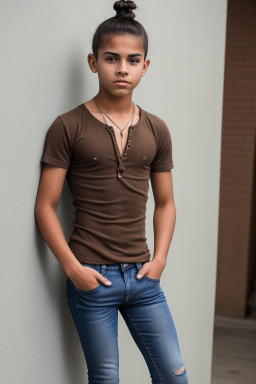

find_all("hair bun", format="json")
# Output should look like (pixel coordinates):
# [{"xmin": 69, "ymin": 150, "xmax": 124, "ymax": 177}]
[{"xmin": 114, "ymin": 1, "xmax": 137, "ymax": 20}]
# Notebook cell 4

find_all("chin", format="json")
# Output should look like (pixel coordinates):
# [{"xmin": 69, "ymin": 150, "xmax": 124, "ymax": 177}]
[{"xmin": 111, "ymin": 89, "xmax": 133, "ymax": 96}]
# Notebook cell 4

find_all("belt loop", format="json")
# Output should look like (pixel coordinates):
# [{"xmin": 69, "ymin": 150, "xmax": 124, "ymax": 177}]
[
  {"xmin": 101, "ymin": 264, "xmax": 106, "ymax": 276},
  {"xmin": 136, "ymin": 262, "xmax": 142, "ymax": 271}
]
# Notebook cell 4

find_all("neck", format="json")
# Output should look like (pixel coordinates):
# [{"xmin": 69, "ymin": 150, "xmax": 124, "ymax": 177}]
[{"xmin": 94, "ymin": 89, "xmax": 134, "ymax": 115}]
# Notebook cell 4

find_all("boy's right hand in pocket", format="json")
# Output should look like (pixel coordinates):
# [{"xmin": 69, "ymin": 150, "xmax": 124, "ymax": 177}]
[{"xmin": 70, "ymin": 265, "xmax": 112, "ymax": 290}]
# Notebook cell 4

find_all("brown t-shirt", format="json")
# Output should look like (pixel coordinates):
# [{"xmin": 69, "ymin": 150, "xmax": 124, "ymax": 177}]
[{"xmin": 41, "ymin": 103, "xmax": 174, "ymax": 264}]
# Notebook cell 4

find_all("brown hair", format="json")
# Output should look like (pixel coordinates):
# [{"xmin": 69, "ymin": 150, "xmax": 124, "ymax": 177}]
[{"xmin": 92, "ymin": 1, "xmax": 148, "ymax": 61}]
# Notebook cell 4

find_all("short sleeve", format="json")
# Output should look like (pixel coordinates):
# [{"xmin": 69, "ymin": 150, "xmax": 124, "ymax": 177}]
[
  {"xmin": 150, "ymin": 122, "xmax": 174, "ymax": 172},
  {"xmin": 41, "ymin": 116, "xmax": 72, "ymax": 169}
]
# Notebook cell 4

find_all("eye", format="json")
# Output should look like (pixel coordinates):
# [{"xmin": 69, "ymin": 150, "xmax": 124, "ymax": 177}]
[
  {"xmin": 106, "ymin": 57, "xmax": 117, "ymax": 62},
  {"xmin": 129, "ymin": 59, "xmax": 140, "ymax": 64},
  {"xmin": 106, "ymin": 57, "xmax": 140, "ymax": 64}
]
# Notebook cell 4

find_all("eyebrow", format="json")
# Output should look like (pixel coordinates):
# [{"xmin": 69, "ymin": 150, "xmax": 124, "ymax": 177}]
[{"xmin": 103, "ymin": 51, "xmax": 142, "ymax": 57}]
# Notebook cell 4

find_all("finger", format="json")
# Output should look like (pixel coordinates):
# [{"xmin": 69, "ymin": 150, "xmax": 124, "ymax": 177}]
[
  {"xmin": 96, "ymin": 272, "xmax": 112, "ymax": 286},
  {"xmin": 101, "ymin": 277, "xmax": 112, "ymax": 286}
]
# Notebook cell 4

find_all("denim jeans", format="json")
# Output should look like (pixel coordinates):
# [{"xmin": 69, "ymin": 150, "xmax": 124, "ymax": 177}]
[{"xmin": 66, "ymin": 261, "xmax": 189, "ymax": 384}]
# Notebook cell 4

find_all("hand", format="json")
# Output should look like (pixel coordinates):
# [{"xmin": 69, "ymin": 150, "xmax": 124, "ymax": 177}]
[
  {"xmin": 70, "ymin": 265, "xmax": 112, "ymax": 290},
  {"xmin": 136, "ymin": 258, "xmax": 166, "ymax": 280}
]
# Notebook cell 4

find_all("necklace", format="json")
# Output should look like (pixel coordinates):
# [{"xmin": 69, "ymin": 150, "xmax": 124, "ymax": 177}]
[{"xmin": 93, "ymin": 97, "xmax": 135, "ymax": 154}]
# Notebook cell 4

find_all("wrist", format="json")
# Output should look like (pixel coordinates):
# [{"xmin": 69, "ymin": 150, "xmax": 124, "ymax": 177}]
[
  {"xmin": 152, "ymin": 255, "xmax": 167, "ymax": 267},
  {"xmin": 64, "ymin": 260, "xmax": 83, "ymax": 280}
]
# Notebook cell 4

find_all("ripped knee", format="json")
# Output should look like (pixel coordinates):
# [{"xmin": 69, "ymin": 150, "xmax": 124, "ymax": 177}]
[
  {"xmin": 174, "ymin": 366, "xmax": 185, "ymax": 375},
  {"xmin": 173, "ymin": 364, "xmax": 186, "ymax": 376},
  {"xmin": 170, "ymin": 363, "xmax": 188, "ymax": 383}
]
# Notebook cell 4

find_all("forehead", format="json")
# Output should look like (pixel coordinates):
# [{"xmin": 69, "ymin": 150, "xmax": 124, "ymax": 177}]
[{"xmin": 99, "ymin": 34, "xmax": 144, "ymax": 54}]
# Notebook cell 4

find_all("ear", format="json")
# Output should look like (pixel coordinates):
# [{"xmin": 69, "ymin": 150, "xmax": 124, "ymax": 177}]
[
  {"xmin": 88, "ymin": 53, "xmax": 98, "ymax": 73},
  {"xmin": 141, "ymin": 58, "xmax": 150, "ymax": 77}
]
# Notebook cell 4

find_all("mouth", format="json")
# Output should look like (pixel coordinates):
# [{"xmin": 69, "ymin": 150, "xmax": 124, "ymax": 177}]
[{"xmin": 114, "ymin": 80, "xmax": 130, "ymax": 85}]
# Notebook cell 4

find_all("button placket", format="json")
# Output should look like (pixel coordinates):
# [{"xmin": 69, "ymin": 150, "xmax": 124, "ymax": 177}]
[{"xmin": 108, "ymin": 126, "xmax": 134, "ymax": 179}]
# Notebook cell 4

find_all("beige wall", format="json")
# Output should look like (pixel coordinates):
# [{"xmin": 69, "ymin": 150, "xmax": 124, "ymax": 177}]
[{"xmin": 1, "ymin": 1, "xmax": 227, "ymax": 383}]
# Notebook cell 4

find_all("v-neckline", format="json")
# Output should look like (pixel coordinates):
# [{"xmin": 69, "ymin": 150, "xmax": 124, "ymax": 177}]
[
  {"xmin": 81, "ymin": 102, "xmax": 144, "ymax": 130},
  {"xmin": 81, "ymin": 102, "xmax": 145, "ymax": 169}
]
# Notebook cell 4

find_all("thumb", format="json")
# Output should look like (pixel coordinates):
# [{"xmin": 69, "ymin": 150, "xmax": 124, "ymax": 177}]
[{"xmin": 136, "ymin": 268, "xmax": 146, "ymax": 279}]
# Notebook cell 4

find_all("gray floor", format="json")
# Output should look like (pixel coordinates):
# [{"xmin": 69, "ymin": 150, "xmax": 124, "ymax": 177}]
[{"xmin": 211, "ymin": 315, "xmax": 256, "ymax": 384}]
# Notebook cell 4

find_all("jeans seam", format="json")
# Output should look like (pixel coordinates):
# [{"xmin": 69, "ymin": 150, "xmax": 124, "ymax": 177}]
[{"xmin": 124, "ymin": 310, "xmax": 164, "ymax": 383}]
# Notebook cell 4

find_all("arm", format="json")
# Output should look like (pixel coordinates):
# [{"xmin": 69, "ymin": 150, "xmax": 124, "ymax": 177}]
[
  {"xmin": 34, "ymin": 163, "xmax": 112, "ymax": 289},
  {"xmin": 136, "ymin": 170, "xmax": 176, "ymax": 279},
  {"xmin": 151, "ymin": 170, "xmax": 176, "ymax": 265}
]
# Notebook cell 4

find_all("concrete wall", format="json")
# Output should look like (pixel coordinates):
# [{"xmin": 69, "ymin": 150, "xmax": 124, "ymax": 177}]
[{"xmin": 1, "ymin": 1, "xmax": 227, "ymax": 383}]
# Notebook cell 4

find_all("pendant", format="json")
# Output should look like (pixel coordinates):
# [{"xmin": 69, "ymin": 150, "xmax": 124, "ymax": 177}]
[{"xmin": 120, "ymin": 131, "xmax": 123, "ymax": 137}]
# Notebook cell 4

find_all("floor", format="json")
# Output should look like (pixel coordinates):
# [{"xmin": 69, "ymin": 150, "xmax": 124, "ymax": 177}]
[{"xmin": 211, "ymin": 315, "xmax": 256, "ymax": 384}]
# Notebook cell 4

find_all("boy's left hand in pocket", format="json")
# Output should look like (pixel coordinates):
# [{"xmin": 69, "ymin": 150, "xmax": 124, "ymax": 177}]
[{"xmin": 136, "ymin": 258, "xmax": 166, "ymax": 280}]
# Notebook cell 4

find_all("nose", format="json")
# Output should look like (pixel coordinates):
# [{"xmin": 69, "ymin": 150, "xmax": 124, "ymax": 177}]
[{"xmin": 116, "ymin": 59, "xmax": 128, "ymax": 75}]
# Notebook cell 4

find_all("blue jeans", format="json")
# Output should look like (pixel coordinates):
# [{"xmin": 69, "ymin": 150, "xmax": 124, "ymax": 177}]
[{"xmin": 66, "ymin": 262, "xmax": 189, "ymax": 384}]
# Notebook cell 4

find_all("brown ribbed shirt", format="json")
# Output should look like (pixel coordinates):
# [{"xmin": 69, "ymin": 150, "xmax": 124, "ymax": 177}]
[{"xmin": 41, "ymin": 103, "xmax": 174, "ymax": 264}]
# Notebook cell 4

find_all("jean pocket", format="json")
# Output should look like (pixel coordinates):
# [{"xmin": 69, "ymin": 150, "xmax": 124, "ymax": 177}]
[
  {"xmin": 73, "ymin": 263, "xmax": 102, "ymax": 293},
  {"xmin": 74, "ymin": 282, "xmax": 101, "ymax": 294},
  {"xmin": 137, "ymin": 262, "xmax": 160, "ymax": 282},
  {"xmin": 143, "ymin": 275, "xmax": 160, "ymax": 282}
]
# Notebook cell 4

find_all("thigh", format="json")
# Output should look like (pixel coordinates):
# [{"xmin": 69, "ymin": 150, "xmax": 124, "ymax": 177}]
[
  {"xmin": 66, "ymin": 265, "xmax": 120, "ymax": 384},
  {"xmin": 119, "ymin": 264, "xmax": 188, "ymax": 383}
]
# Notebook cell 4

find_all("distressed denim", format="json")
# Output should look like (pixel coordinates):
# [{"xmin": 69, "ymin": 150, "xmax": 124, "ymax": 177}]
[{"xmin": 66, "ymin": 262, "xmax": 189, "ymax": 384}]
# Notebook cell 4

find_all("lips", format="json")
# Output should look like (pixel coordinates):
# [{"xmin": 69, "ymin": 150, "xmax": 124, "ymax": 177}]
[{"xmin": 114, "ymin": 80, "xmax": 130, "ymax": 84}]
